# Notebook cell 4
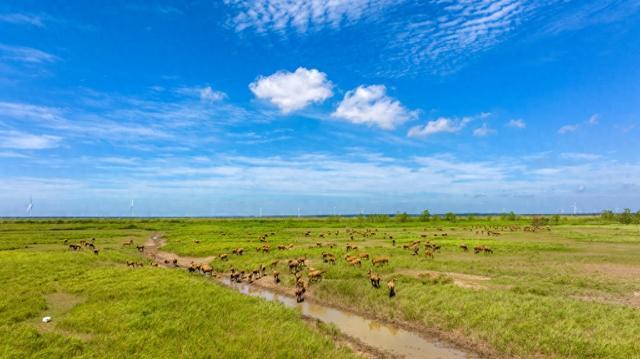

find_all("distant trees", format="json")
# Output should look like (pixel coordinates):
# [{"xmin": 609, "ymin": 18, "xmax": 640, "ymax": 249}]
[
  {"xmin": 395, "ymin": 212, "xmax": 410, "ymax": 223},
  {"xmin": 444, "ymin": 212, "xmax": 457, "ymax": 222},
  {"xmin": 600, "ymin": 209, "xmax": 640, "ymax": 224},
  {"xmin": 601, "ymin": 210, "xmax": 615, "ymax": 221},
  {"xmin": 531, "ymin": 216, "xmax": 550, "ymax": 228},
  {"xmin": 419, "ymin": 210, "xmax": 431, "ymax": 222},
  {"xmin": 501, "ymin": 211, "xmax": 518, "ymax": 221},
  {"xmin": 619, "ymin": 209, "xmax": 633, "ymax": 224},
  {"xmin": 367, "ymin": 214, "xmax": 390, "ymax": 223}
]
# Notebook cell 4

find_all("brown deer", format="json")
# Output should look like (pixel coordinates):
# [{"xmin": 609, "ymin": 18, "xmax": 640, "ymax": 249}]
[
  {"xmin": 387, "ymin": 279, "xmax": 396, "ymax": 297},
  {"xmin": 368, "ymin": 269, "xmax": 381, "ymax": 288},
  {"xmin": 371, "ymin": 256, "xmax": 389, "ymax": 266}
]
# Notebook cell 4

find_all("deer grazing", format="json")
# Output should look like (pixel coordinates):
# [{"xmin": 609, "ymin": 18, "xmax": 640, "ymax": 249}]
[
  {"xmin": 308, "ymin": 269, "xmax": 323, "ymax": 283},
  {"xmin": 387, "ymin": 279, "xmax": 396, "ymax": 298},
  {"xmin": 368, "ymin": 269, "xmax": 381, "ymax": 288},
  {"xmin": 371, "ymin": 256, "xmax": 389, "ymax": 266}
]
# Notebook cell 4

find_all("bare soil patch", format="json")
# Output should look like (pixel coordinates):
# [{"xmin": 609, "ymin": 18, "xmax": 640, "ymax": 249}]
[
  {"xmin": 33, "ymin": 292, "xmax": 93, "ymax": 341},
  {"xmin": 580, "ymin": 263, "xmax": 640, "ymax": 281},
  {"xmin": 395, "ymin": 269, "xmax": 491, "ymax": 290},
  {"xmin": 144, "ymin": 233, "xmax": 217, "ymax": 267}
]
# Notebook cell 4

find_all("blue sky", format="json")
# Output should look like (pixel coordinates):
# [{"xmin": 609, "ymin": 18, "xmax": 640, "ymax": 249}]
[{"xmin": 1, "ymin": 0, "xmax": 640, "ymax": 216}]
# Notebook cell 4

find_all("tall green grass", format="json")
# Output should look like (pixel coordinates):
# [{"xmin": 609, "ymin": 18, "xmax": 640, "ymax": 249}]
[{"xmin": 0, "ymin": 222, "xmax": 354, "ymax": 358}]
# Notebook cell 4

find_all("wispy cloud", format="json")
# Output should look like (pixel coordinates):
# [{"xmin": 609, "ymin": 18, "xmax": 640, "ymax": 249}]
[
  {"xmin": 249, "ymin": 67, "xmax": 333, "ymax": 113},
  {"xmin": 175, "ymin": 86, "xmax": 227, "ymax": 102},
  {"xmin": 473, "ymin": 123, "xmax": 496, "ymax": 137},
  {"xmin": 0, "ymin": 13, "xmax": 44, "ymax": 27},
  {"xmin": 225, "ymin": 0, "xmax": 397, "ymax": 33},
  {"xmin": 560, "ymin": 152, "xmax": 603, "ymax": 161},
  {"xmin": 0, "ymin": 85, "xmax": 264, "ymax": 153},
  {"xmin": 507, "ymin": 119, "xmax": 526, "ymax": 128},
  {"xmin": 0, "ymin": 150, "xmax": 31, "ymax": 158},
  {"xmin": 543, "ymin": 0, "xmax": 640, "ymax": 34},
  {"xmin": 0, "ymin": 43, "xmax": 58, "ymax": 64},
  {"xmin": 0, "ymin": 130, "xmax": 61, "ymax": 150},
  {"xmin": 558, "ymin": 113, "xmax": 599, "ymax": 134},
  {"xmin": 383, "ymin": 0, "xmax": 542, "ymax": 75},
  {"xmin": 126, "ymin": 3, "xmax": 183, "ymax": 15},
  {"xmin": 558, "ymin": 123, "xmax": 579, "ymax": 134},
  {"xmin": 0, "ymin": 101, "xmax": 63, "ymax": 121},
  {"xmin": 332, "ymin": 85, "xmax": 414, "ymax": 130},
  {"xmin": 5, "ymin": 150, "xmax": 640, "ymax": 215},
  {"xmin": 408, "ymin": 116, "xmax": 474, "ymax": 138}
]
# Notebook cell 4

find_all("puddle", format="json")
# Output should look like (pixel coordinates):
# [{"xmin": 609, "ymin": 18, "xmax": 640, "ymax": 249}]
[{"xmin": 220, "ymin": 278, "xmax": 471, "ymax": 359}]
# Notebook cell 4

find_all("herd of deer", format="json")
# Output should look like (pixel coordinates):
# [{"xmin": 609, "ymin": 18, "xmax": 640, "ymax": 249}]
[
  {"xmin": 66, "ymin": 237, "xmax": 100, "ymax": 255},
  {"xmin": 108, "ymin": 225, "xmax": 511, "ymax": 302}
]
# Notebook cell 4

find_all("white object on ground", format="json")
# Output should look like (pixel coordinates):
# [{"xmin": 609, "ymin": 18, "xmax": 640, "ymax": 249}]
[{"xmin": 42, "ymin": 316, "xmax": 52, "ymax": 323}]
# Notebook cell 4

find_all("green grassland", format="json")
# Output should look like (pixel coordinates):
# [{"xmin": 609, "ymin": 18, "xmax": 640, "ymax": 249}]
[
  {"xmin": 0, "ymin": 219, "xmax": 354, "ymax": 358},
  {"xmin": 2, "ymin": 217, "xmax": 640, "ymax": 358}
]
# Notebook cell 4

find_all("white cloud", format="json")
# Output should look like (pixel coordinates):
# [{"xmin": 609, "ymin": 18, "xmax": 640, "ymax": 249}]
[
  {"xmin": 560, "ymin": 152, "xmax": 603, "ymax": 161},
  {"xmin": 0, "ymin": 13, "xmax": 44, "ymax": 27},
  {"xmin": 387, "ymin": 0, "xmax": 540, "ymax": 75},
  {"xmin": 332, "ymin": 85, "xmax": 414, "ymax": 130},
  {"xmin": 0, "ymin": 130, "xmax": 61, "ymax": 150},
  {"xmin": 0, "ymin": 151, "xmax": 31, "ymax": 158},
  {"xmin": 558, "ymin": 124, "xmax": 579, "ymax": 134},
  {"xmin": 473, "ymin": 123, "xmax": 496, "ymax": 137},
  {"xmin": 226, "ymin": 0, "xmax": 397, "ymax": 33},
  {"xmin": 199, "ymin": 86, "xmax": 226, "ymax": 102},
  {"xmin": 4, "ymin": 149, "xmax": 640, "ymax": 215},
  {"xmin": 0, "ymin": 102, "xmax": 62, "ymax": 121},
  {"xmin": 0, "ymin": 43, "xmax": 57, "ymax": 63},
  {"xmin": 544, "ymin": 0, "xmax": 640, "ymax": 34},
  {"xmin": 175, "ymin": 86, "xmax": 227, "ymax": 102},
  {"xmin": 408, "ymin": 116, "xmax": 472, "ymax": 138},
  {"xmin": 249, "ymin": 67, "xmax": 333, "ymax": 113},
  {"xmin": 507, "ymin": 119, "xmax": 526, "ymax": 128},
  {"xmin": 558, "ymin": 114, "xmax": 601, "ymax": 134}
]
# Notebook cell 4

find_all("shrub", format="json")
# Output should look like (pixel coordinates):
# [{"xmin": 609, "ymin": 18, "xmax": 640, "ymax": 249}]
[
  {"xmin": 395, "ymin": 212, "xmax": 410, "ymax": 223},
  {"xmin": 531, "ymin": 216, "xmax": 549, "ymax": 228},
  {"xmin": 501, "ymin": 211, "xmax": 518, "ymax": 221}
]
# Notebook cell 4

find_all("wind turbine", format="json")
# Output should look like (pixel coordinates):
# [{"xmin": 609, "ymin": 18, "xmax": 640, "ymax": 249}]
[
  {"xmin": 129, "ymin": 200, "xmax": 134, "ymax": 217},
  {"xmin": 259, "ymin": 208, "xmax": 263, "ymax": 218},
  {"xmin": 572, "ymin": 203, "xmax": 577, "ymax": 215},
  {"xmin": 297, "ymin": 208, "xmax": 301, "ymax": 218},
  {"xmin": 26, "ymin": 196, "xmax": 33, "ymax": 217}
]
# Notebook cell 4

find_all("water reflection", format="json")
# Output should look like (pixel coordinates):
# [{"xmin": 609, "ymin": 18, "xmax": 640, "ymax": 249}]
[{"xmin": 220, "ymin": 278, "xmax": 471, "ymax": 359}]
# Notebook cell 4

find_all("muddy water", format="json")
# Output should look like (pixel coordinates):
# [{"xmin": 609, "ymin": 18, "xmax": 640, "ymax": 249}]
[{"xmin": 220, "ymin": 278, "xmax": 471, "ymax": 359}]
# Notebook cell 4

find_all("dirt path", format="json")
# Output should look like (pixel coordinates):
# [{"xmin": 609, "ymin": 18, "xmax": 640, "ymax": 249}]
[{"xmin": 144, "ymin": 233, "xmax": 217, "ymax": 267}]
